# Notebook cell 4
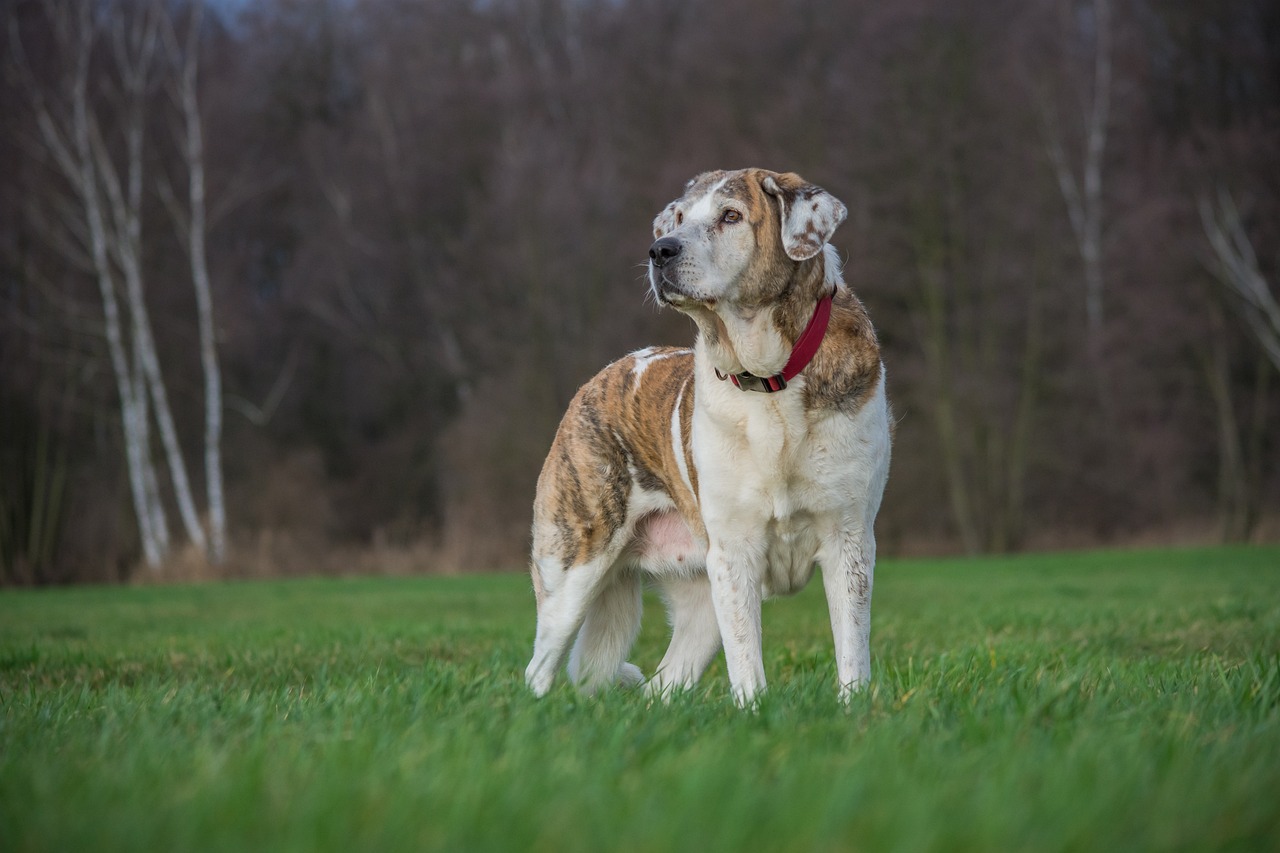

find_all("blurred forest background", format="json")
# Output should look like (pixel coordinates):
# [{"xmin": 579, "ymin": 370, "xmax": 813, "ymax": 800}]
[{"xmin": 2, "ymin": 0, "xmax": 1278, "ymax": 585}]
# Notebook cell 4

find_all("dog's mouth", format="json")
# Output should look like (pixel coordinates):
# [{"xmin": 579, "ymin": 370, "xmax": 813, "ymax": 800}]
[
  {"xmin": 649, "ymin": 265, "xmax": 678, "ymax": 304},
  {"xmin": 649, "ymin": 265, "xmax": 710, "ymax": 309}
]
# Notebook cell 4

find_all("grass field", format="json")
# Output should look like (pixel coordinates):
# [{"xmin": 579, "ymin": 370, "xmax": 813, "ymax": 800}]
[{"xmin": 2, "ymin": 546, "xmax": 1279, "ymax": 852}]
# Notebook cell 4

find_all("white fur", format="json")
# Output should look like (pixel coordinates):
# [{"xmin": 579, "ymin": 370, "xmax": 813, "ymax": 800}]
[
  {"xmin": 823, "ymin": 243, "xmax": 845, "ymax": 291},
  {"xmin": 630, "ymin": 346, "xmax": 690, "ymax": 383},
  {"xmin": 684, "ymin": 176, "xmax": 730, "ymax": 223},
  {"xmin": 670, "ymin": 375, "xmax": 695, "ymax": 499},
  {"xmin": 648, "ymin": 574, "xmax": 722, "ymax": 697},
  {"xmin": 691, "ymin": 341, "xmax": 890, "ymax": 703},
  {"xmin": 648, "ymin": 179, "xmax": 755, "ymax": 305}
]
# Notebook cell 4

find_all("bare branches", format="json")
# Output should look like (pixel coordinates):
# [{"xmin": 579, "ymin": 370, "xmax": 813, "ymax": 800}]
[
  {"xmin": 4, "ymin": 0, "xmax": 1278, "ymax": 572},
  {"xmin": 11, "ymin": 0, "xmax": 222, "ymax": 568},
  {"xmin": 1200, "ymin": 188, "xmax": 1280, "ymax": 373},
  {"xmin": 225, "ymin": 346, "xmax": 301, "ymax": 428}
]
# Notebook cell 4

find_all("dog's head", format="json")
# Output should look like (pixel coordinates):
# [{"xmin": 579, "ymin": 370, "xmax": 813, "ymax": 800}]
[{"xmin": 647, "ymin": 168, "xmax": 847, "ymax": 309}]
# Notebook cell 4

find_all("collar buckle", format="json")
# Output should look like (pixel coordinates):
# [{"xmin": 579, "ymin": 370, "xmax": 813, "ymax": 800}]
[
  {"xmin": 713, "ymin": 292, "xmax": 833, "ymax": 394},
  {"xmin": 715, "ymin": 369, "xmax": 787, "ymax": 393}
]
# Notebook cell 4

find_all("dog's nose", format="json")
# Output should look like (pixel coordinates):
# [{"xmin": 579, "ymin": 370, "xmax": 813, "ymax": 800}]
[{"xmin": 649, "ymin": 236, "xmax": 683, "ymax": 268}]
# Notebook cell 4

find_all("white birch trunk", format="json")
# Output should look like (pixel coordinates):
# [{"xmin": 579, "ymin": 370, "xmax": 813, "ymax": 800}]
[
  {"xmin": 1080, "ymin": 0, "xmax": 1110, "ymax": 343},
  {"xmin": 174, "ymin": 1, "xmax": 227, "ymax": 563},
  {"xmin": 92, "ymin": 4, "xmax": 208, "ymax": 556},
  {"xmin": 60, "ymin": 1, "xmax": 168, "ymax": 567},
  {"xmin": 132, "ymin": 348, "xmax": 171, "ymax": 556},
  {"xmin": 17, "ymin": 0, "xmax": 216, "ymax": 569},
  {"xmin": 1044, "ymin": 0, "xmax": 1111, "ymax": 352}
]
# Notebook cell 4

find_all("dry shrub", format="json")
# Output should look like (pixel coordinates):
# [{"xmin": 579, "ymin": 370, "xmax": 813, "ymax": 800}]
[
  {"xmin": 135, "ymin": 449, "xmax": 337, "ymax": 583},
  {"xmin": 429, "ymin": 370, "xmax": 560, "ymax": 573}
]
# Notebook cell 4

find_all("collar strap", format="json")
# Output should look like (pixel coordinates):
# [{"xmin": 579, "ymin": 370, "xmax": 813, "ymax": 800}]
[{"xmin": 715, "ymin": 293, "xmax": 834, "ymax": 393}]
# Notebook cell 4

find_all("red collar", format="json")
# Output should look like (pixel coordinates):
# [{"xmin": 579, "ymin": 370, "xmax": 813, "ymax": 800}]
[{"xmin": 715, "ymin": 293, "xmax": 834, "ymax": 393}]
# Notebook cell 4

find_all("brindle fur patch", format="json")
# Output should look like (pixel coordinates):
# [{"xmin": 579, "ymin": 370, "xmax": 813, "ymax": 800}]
[
  {"xmin": 534, "ymin": 348, "xmax": 702, "ymax": 567},
  {"xmin": 803, "ymin": 290, "xmax": 882, "ymax": 413}
]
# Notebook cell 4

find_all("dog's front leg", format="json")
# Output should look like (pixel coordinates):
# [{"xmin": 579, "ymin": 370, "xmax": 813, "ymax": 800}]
[
  {"xmin": 819, "ymin": 527, "xmax": 875, "ymax": 703},
  {"xmin": 706, "ymin": 541, "xmax": 767, "ymax": 706}
]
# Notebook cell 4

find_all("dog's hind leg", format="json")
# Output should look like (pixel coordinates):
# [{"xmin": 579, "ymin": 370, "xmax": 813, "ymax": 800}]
[
  {"xmin": 525, "ymin": 550, "xmax": 618, "ymax": 697},
  {"xmin": 567, "ymin": 569, "xmax": 644, "ymax": 694},
  {"xmin": 647, "ymin": 574, "xmax": 721, "ymax": 699}
]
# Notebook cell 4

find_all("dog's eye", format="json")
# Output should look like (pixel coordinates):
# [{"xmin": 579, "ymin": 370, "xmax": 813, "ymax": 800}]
[
  {"xmin": 722, "ymin": 209, "xmax": 742, "ymax": 224},
  {"xmin": 675, "ymin": 210, "xmax": 684, "ymax": 226}
]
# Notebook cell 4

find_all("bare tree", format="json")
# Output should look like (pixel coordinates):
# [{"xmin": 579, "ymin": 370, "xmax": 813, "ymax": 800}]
[
  {"xmin": 1197, "ymin": 187, "xmax": 1278, "ymax": 542},
  {"xmin": 99, "ymin": 1, "xmax": 208, "ymax": 558},
  {"xmin": 5, "ymin": 0, "xmax": 1278, "ymax": 575},
  {"xmin": 1200, "ymin": 188, "xmax": 1280, "ymax": 374},
  {"xmin": 160, "ymin": 0, "xmax": 226, "ymax": 563},
  {"xmin": 1193, "ymin": 300, "xmax": 1269, "ymax": 542},
  {"xmin": 881, "ymin": 8, "xmax": 1053, "ymax": 554},
  {"xmin": 11, "ymin": 0, "xmax": 214, "ymax": 568},
  {"xmin": 1042, "ymin": 0, "xmax": 1111, "ymax": 355},
  {"xmin": 366, "ymin": 90, "xmax": 468, "ymax": 396},
  {"xmin": 10, "ymin": 1, "xmax": 164, "ymax": 566}
]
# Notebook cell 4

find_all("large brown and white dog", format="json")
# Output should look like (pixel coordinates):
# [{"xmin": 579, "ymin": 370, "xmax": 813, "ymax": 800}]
[{"xmin": 525, "ymin": 168, "xmax": 891, "ymax": 705}]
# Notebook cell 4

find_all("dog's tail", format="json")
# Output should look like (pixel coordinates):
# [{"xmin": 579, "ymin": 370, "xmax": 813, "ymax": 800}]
[{"xmin": 566, "ymin": 572, "xmax": 645, "ymax": 694}]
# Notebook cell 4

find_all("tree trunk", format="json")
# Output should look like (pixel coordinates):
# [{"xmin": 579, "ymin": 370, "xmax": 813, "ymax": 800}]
[
  {"xmin": 1043, "ymin": 0, "xmax": 1111, "ymax": 359},
  {"xmin": 174, "ymin": 1, "xmax": 226, "ymax": 563},
  {"xmin": 90, "ymin": 3, "xmax": 208, "ymax": 558},
  {"xmin": 59, "ymin": 4, "xmax": 168, "ymax": 568},
  {"xmin": 1198, "ymin": 304, "xmax": 1250, "ymax": 542},
  {"xmin": 16, "ymin": 0, "xmax": 217, "ymax": 569},
  {"xmin": 998, "ymin": 243, "xmax": 1044, "ymax": 553},
  {"xmin": 913, "ymin": 257, "xmax": 980, "ymax": 554}
]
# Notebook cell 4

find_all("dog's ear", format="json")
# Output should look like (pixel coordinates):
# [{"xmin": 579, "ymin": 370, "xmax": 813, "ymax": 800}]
[
  {"xmin": 653, "ymin": 201, "xmax": 678, "ymax": 238},
  {"xmin": 761, "ymin": 173, "xmax": 847, "ymax": 261}
]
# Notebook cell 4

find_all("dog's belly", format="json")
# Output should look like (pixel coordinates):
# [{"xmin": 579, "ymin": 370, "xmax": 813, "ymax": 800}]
[
  {"xmin": 630, "ymin": 510, "xmax": 706, "ymax": 575},
  {"xmin": 626, "ymin": 505, "xmax": 819, "ymax": 596}
]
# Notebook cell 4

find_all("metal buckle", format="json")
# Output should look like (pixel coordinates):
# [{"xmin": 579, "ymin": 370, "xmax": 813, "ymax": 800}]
[
  {"xmin": 715, "ymin": 367, "xmax": 786, "ymax": 393},
  {"xmin": 737, "ymin": 373, "xmax": 786, "ymax": 393},
  {"xmin": 740, "ymin": 373, "xmax": 781, "ymax": 393}
]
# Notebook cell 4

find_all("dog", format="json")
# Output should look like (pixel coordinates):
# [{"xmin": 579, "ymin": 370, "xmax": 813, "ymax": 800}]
[{"xmin": 524, "ymin": 168, "xmax": 891, "ymax": 705}]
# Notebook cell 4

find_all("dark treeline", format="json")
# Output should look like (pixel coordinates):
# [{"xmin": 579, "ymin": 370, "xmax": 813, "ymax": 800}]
[{"xmin": 2, "ymin": 0, "xmax": 1278, "ymax": 583}]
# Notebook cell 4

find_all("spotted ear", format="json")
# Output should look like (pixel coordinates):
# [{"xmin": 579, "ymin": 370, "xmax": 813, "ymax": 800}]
[
  {"xmin": 652, "ymin": 201, "xmax": 678, "ymax": 238},
  {"xmin": 761, "ymin": 173, "xmax": 847, "ymax": 261}
]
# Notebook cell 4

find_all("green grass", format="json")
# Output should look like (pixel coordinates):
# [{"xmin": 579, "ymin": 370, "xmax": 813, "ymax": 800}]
[{"xmin": 2, "ymin": 546, "xmax": 1279, "ymax": 852}]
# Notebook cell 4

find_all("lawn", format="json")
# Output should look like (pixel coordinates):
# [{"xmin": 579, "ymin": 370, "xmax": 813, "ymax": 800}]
[{"xmin": 2, "ymin": 546, "xmax": 1278, "ymax": 852}]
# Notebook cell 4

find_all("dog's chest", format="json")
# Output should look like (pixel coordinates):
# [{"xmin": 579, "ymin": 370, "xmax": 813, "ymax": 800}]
[{"xmin": 693, "ymin": 379, "xmax": 858, "ymax": 595}]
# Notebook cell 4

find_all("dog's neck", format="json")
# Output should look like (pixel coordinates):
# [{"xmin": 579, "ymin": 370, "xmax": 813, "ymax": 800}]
[{"xmin": 687, "ymin": 246, "xmax": 840, "ymax": 379}]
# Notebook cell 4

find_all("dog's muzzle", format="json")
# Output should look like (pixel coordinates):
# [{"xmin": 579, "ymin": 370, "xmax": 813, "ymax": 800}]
[{"xmin": 648, "ymin": 236, "xmax": 684, "ymax": 303}]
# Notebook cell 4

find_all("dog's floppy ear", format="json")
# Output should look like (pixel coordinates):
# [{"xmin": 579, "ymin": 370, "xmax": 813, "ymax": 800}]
[
  {"xmin": 761, "ymin": 173, "xmax": 848, "ymax": 261},
  {"xmin": 653, "ymin": 201, "xmax": 678, "ymax": 238}
]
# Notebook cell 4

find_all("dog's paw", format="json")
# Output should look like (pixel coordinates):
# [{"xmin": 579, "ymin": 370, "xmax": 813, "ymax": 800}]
[
  {"xmin": 524, "ymin": 663, "xmax": 553, "ymax": 698},
  {"xmin": 616, "ymin": 662, "xmax": 645, "ymax": 689},
  {"xmin": 837, "ymin": 676, "xmax": 870, "ymax": 706},
  {"xmin": 644, "ymin": 676, "xmax": 687, "ymax": 705}
]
